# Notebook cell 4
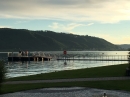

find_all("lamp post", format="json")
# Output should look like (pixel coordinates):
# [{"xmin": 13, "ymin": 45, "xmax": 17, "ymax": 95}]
[{"xmin": 102, "ymin": 53, "xmax": 104, "ymax": 61}]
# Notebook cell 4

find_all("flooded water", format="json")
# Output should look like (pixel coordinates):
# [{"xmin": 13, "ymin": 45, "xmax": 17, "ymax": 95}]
[{"xmin": 0, "ymin": 51, "xmax": 129, "ymax": 78}]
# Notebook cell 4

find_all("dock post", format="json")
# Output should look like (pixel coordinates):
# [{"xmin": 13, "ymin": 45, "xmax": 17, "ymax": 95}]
[
  {"xmin": 42, "ymin": 57, "xmax": 44, "ymax": 61},
  {"xmin": 28, "ymin": 56, "xmax": 30, "ymax": 63},
  {"xmin": 12, "ymin": 52, "xmax": 13, "ymax": 62},
  {"xmin": 34, "ymin": 57, "xmax": 36, "ymax": 61},
  {"xmin": 37, "ymin": 57, "xmax": 39, "ymax": 61},
  {"xmin": 28, "ymin": 52, "xmax": 30, "ymax": 63},
  {"xmin": 8, "ymin": 52, "xmax": 9, "ymax": 57}
]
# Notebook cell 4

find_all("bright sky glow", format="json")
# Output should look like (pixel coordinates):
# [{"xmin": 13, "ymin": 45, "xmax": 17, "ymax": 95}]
[{"xmin": 0, "ymin": 0, "xmax": 130, "ymax": 44}]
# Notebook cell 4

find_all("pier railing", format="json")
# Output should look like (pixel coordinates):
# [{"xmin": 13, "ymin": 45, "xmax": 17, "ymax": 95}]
[{"xmin": 56, "ymin": 54, "xmax": 129, "ymax": 61}]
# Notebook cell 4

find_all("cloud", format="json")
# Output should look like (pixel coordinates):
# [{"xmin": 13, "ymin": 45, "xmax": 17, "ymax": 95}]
[
  {"xmin": 49, "ymin": 22, "xmax": 87, "ymax": 32},
  {"xmin": 67, "ymin": 23, "xmax": 86, "ymax": 30},
  {"xmin": 15, "ymin": 20, "xmax": 29, "ymax": 24},
  {"xmin": 87, "ymin": 23, "xmax": 94, "ymax": 26},
  {"xmin": 48, "ymin": 22, "xmax": 59, "ymax": 29},
  {"xmin": 0, "ymin": 0, "xmax": 130, "ymax": 23}
]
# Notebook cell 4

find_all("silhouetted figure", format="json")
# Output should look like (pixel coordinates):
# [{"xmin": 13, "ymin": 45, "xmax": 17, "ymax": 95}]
[
  {"xmin": 19, "ymin": 50, "xmax": 21, "ymax": 53},
  {"xmin": 64, "ymin": 61, "xmax": 67, "ymax": 65},
  {"xmin": 21, "ymin": 51, "xmax": 24, "ymax": 56},
  {"xmin": 103, "ymin": 93, "xmax": 107, "ymax": 97},
  {"xmin": 126, "ymin": 67, "xmax": 130, "ymax": 76},
  {"xmin": 25, "ymin": 51, "xmax": 28, "ymax": 56}
]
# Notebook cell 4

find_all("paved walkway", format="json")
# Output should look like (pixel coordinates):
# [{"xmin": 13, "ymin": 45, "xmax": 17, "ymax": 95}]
[
  {"xmin": 1, "ymin": 87, "xmax": 130, "ymax": 97},
  {"xmin": 3, "ymin": 77, "xmax": 130, "ymax": 84}
]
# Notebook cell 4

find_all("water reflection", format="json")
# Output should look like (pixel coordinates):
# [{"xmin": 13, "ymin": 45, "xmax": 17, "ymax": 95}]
[
  {"xmin": 64, "ymin": 61, "xmax": 67, "ymax": 65},
  {"xmin": 6, "ymin": 60, "xmax": 127, "ymax": 78}
]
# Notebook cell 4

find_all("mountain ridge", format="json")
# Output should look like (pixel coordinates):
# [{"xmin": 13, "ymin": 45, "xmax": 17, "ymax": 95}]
[
  {"xmin": 0, "ymin": 28, "xmax": 122, "ymax": 51},
  {"xmin": 118, "ymin": 44, "xmax": 130, "ymax": 50}
]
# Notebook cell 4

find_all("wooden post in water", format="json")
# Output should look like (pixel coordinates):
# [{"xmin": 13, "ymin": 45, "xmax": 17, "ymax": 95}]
[
  {"xmin": 8, "ymin": 52, "xmax": 9, "ymax": 57},
  {"xmin": 63, "ymin": 50, "xmax": 67, "ymax": 61},
  {"xmin": 28, "ymin": 56, "xmax": 30, "ymax": 63},
  {"xmin": 101, "ymin": 55, "xmax": 103, "ymax": 61},
  {"xmin": 34, "ymin": 57, "xmax": 36, "ymax": 61},
  {"xmin": 29, "ymin": 52, "xmax": 30, "ymax": 63},
  {"xmin": 12, "ymin": 52, "xmax": 13, "ymax": 62},
  {"xmin": 28, "ymin": 52, "xmax": 30, "ymax": 63}
]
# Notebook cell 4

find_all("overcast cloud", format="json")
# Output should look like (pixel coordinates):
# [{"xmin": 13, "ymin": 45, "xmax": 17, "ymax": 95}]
[{"xmin": 0, "ymin": 0, "xmax": 130, "ymax": 23}]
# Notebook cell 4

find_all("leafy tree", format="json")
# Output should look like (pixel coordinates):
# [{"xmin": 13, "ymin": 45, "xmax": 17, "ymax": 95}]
[
  {"xmin": 128, "ymin": 48, "xmax": 130, "ymax": 68},
  {"xmin": 0, "ymin": 61, "xmax": 7, "ymax": 92},
  {"xmin": 126, "ymin": 48, "xmax": 130, "ymax": 76}
]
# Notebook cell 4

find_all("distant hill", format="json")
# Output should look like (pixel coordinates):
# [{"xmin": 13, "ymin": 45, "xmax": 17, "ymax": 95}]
[
  {"xmin": 118, "ymin": 44, "xmax": 130, "ymax": 50},
  {"xmin": 0, "ymin": 28, "xmax": 122, "ymax": 51}
]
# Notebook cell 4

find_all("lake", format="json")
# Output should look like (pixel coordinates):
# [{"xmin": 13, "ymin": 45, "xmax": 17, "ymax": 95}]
[{"xmin": 0, "ymin": 51, "xmax": 129, "ymax": 78}]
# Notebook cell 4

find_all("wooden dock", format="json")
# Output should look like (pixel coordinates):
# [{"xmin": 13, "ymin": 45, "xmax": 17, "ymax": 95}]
[
  {"xmin": 56, "ymin": 54, "xmax": 129, "ymax": 61},
  {"xmin": 7, "ymin": 52, "xmax": 52, "ymax": 62},
  {"xmin": 8, "ymin": 56, "xmax": 51, "ymax": 61},
  {"xmin": 57, "ymin": 58, "xmax": 128, "ymax": 61},
  {"xmin": 7, "ymin": 52, "xmax": 129, "ymax": 62}
]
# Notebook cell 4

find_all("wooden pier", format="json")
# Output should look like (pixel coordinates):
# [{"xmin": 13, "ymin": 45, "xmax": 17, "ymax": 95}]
[
  {"xmin": 57, "ymin": 54, "xmax": 129, "ymax": 61},
  {"xmin": 8, "ymin": 56, "xmax": 51, "ymax": 61},
  {"xmin": 7, "ymin": 52, "xmax": 52, "ymax": 62},
  {"xmin": 7, "ymin": 52, "xmax": 129, "ymax": 62},
  {"xmin": 57, "ymin": 58, "xmax": 128, "ymax": 61}
]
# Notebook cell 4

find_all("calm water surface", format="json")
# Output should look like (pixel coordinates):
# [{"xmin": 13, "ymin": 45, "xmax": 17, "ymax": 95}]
[{"xmin": 0, "ymin": 51, "xmax": 129, "ymax": 78}]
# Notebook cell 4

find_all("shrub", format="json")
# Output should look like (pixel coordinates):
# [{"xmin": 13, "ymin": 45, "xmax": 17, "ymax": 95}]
[
  {"xmin": 128, "ymin": 48, "xmax": 130, "ymax": 68},
  {"xmin": 0, "ymin": 61, "xmax": 7, "ymax": 92}
]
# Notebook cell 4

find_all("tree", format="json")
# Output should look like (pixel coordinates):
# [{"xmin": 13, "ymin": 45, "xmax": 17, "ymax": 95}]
[
  {"xmin": 126, "ymin": 48, "xmax": 130, "ymax": 76},
  {"xmin": 128, "ymin": 48, "xmax": 130, "ymax": 68},
  {"xmin": 0, "ymin": 61, "xmax": 7, "ymax": 92}
]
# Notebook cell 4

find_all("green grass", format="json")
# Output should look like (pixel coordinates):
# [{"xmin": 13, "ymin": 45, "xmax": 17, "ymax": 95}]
[
  {"xmin": 1, "ymin": 80, "xmax": 130, "ymax": 94},
  {"xmin": 7, "ymin": 63, "xmax": 128, "ymax": 81}
]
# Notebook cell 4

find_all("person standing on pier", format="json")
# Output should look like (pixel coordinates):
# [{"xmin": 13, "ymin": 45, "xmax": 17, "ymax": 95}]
[
  {"xmin": 21, "ymin": 51, "xmax": 24, "ymax": 56},
  {"xmin": 25, "ymin": 51, "xmax": 28, "ymax": 56}
]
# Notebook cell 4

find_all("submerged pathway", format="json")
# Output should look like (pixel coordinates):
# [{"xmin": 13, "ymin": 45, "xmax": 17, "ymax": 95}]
[{"xmin": 3, "ymin": 77, "xmax": 130, "ymax": 84}]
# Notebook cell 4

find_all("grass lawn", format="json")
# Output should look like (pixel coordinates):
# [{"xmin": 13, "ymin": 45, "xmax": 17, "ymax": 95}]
[{"xmin": 7, "ymin": 63, "xmax": 128, "ymax": 81}]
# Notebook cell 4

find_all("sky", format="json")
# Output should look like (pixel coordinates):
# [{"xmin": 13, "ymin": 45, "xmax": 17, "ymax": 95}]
[{"xmin": 0, "ymin": 0, "xmax": 130, "ymax": 44}]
